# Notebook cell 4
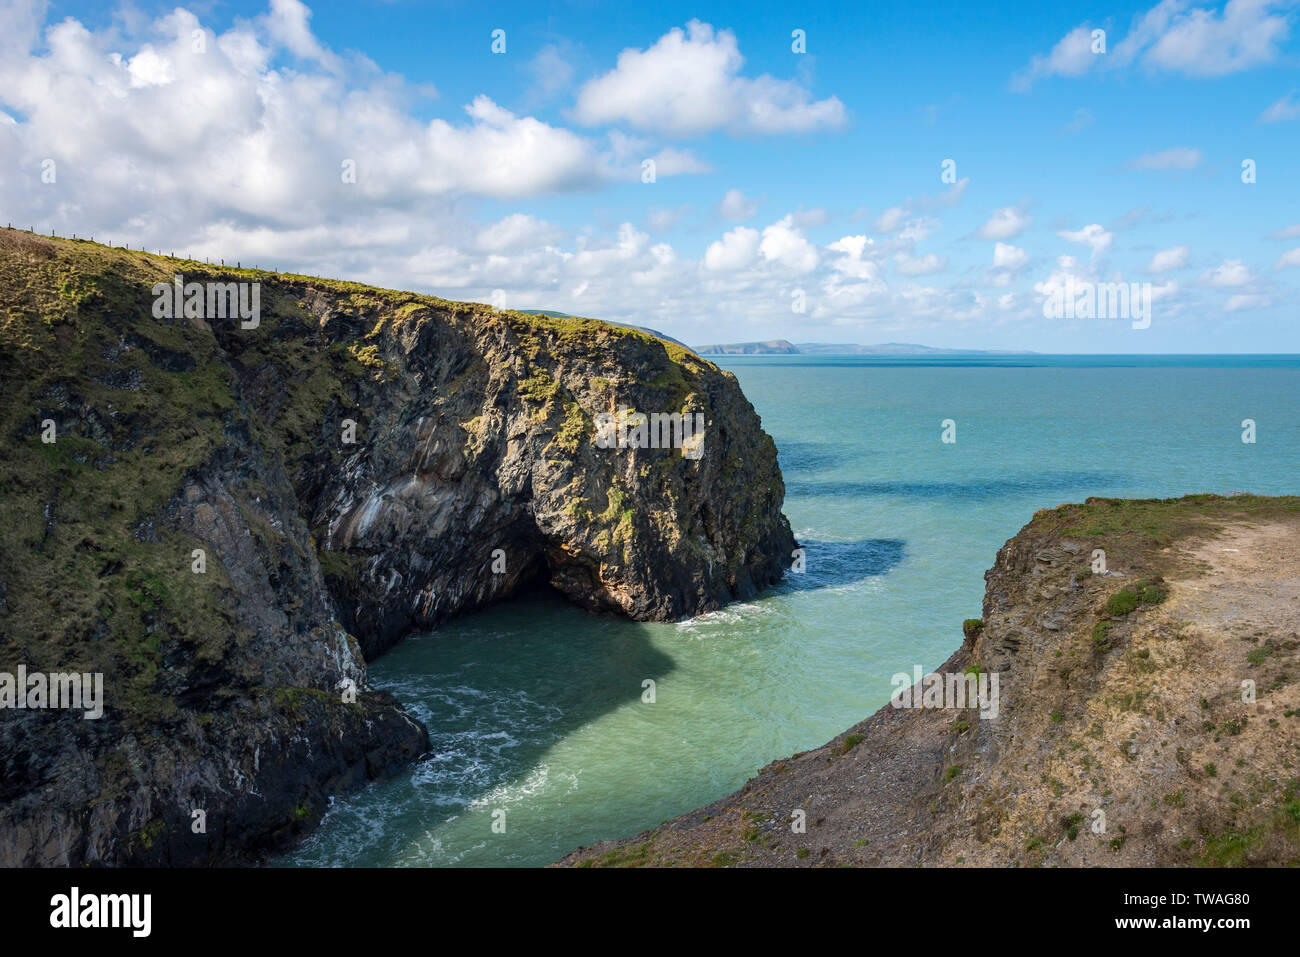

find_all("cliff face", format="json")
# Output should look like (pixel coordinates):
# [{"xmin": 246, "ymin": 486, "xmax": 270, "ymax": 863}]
[
  {"xmin": 557, "ymin": 495, "xmax": 1300, "ymax": 868},
  {"xmin": 212, "ymin": 272, "xmax": 793, "ymax": 659},
  {"xmin": 0, "ymin": 230, "xmax": 795, "ymax": 865}
]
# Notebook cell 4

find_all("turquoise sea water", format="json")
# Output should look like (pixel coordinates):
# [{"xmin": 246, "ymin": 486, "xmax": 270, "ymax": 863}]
[{"xmin": 283, "ymin": 355, "xmax": 1300, "ymax": 867}]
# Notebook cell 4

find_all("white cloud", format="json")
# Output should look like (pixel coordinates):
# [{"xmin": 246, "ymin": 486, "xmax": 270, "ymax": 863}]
[
  {"xmin": 703, "ymin": 226, "xmax": 760, "ymax": 271},
  {"xmin": 475, "ymin": 214, "xmax": 562, "ymax": 253},
  {"xmin": 894, "ymin": 252, "xmax": 947, "ymax": 276},
  {"xmin": 1260, "ymin": 90, "xmax": 1300, "ymax": 122},
  {"xmin": 572, "ymin": 20, "xmax": 846, "ymax": 136},
  {"xmin": 1013, "ymin": 24, "xmax": 1099, "ymax": 90},
  {"xmin": 993, "ymin": 242, "xmax": 1029, "ymax": 270},
  {"xmin": 1016, "ymin": 0, "xmax": 1296, "ymax": 87},
  {"xmin": 262, "ymin": 0, "xmax": 341, "ymax": 71},
  {"xmin": 873, "ymin": 206, "xmax": 909, "ymax": 234},
  {"xmin": 1120, "ymin": 0, "xmax": 1293, "ymax": 76},
  {"xmin": 826, "ymin": 235, "xmax": 882, "ymax": 280},
  {"xmin": 644, "ymin": 146, "xmax": 712, "ymax": 177},
  {"xmin": 0, "ymin": 0, "xmax": 722, "ymax": 249},
  {"xmin": 1129, "ymin": 147, "xmax": 1203, "ymax": 170},
  {"xmin": 1225, "ymin": 292, "xmax": 1272, "ymax": 311},
  {"xmin": 1268, "ymin": 224, "xmax": 1300, "ymax": 239},
  {"xmin": 976, "ymin": 207, "xmax": 1031, "ymax": 241},
  {"xmin": 898, "ymin": 217, "xmax": 940, "ymax": 244},
  {"xmin": 718, "ymin": 188, "xmax": 758, "ymax": 222},
  {"xmin": 1203, "ymin": 258, "xmax": 1253, "ymax": 286},
  {"xmin": 1033, "ymin": 254, "xmax": 1094, "ymax": 312},
  {"xmin": 1147, "ymin": 245, "xmax": 1190, "ymax": 272},
  {"xmin": 759, "ymin": 216, "xmax": 819, "ymax": 272},
  {"xmin": 1273, "ymin": 248, "xmax": 1300, "ymax": 270},
  {"xmin": 1058, "ymin": 224, "xmax": 1114, "ymax": 260}
]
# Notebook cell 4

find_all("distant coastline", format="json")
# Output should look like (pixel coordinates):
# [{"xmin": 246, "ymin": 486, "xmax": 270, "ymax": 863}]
[{"xmin": 695, "ymin": 339, "xmax": 1038, "ymax": 356}]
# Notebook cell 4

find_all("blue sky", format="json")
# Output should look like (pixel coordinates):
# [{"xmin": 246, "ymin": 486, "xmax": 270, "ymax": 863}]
[{"xmin": 1, "ymin": 0, "xmax": 1298, "ymax": 350}]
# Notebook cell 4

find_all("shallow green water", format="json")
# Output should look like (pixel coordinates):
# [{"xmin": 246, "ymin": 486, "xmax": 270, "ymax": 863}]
[{"xmin": 284, "ymin": 356, "xmax": 1300, "ymax": 867}]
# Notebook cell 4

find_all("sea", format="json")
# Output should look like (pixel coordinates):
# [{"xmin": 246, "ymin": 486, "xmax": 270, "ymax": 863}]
[{"xmin": 282, "ymin": 354, "xmax": 1300, "ymax": 867}]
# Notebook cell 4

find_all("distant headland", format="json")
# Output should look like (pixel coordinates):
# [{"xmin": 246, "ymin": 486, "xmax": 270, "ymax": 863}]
[{"xmin": 694, "ymin": 340, "xmax": 1038, "ymax": 356}]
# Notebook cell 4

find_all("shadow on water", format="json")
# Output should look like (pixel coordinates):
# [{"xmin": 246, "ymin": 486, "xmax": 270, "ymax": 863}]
[
  {"xmin": 788, "ymin": 471, "xmax": 1126, "ymax": 502},
  {"xmin": 779, "ymin": 538, "xmax": 905, "ymax": 593},
  {"xmin": 290, "ymin": 540, "xmax": 908, "ymax": 865},
  {"xmin": 776, "ymin": 440, "xmax": 859, "ymax": 474},
  {"xmin": 285, "ymin": 583, "xmax": 678, "ymax": 864}
]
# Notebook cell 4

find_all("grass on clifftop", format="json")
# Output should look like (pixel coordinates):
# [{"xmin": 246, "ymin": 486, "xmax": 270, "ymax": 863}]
[{"xmin": 1030, "ymin": 494, "xmax": 1300, "ymax": 569}]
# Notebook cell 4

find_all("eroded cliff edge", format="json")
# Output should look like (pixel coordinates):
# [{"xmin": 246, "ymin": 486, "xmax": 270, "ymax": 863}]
[
  {"xmin": 0, "ymin": 230, "xmax": 795, "ymax": 865},
  {"xmin": 558, "ymin": 495, "xmax": 1300, "ymax": 868}
]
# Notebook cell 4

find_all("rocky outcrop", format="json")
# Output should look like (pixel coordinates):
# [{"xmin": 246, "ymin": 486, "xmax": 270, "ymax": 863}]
[
  {"xmin": 557, "ymin": 494, "xmax": 1300, "ymax": 868},
  {"xmin": 0, "ymin": 230, "xmax": 795, "ymax": 865},
  {"xmin": 211, "ymin": 273, "xmax": 794, "ymax": 659}
]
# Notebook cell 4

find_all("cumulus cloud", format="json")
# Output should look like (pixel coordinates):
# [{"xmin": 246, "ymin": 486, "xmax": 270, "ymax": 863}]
[
  {"xmin": 0, "ymin": 0, "xmax": 729, "ymax": 276},
  {"xmin": 759, "ymin": 216, "xmax": 819, "ymax": 272},
  {"xmin": 826, "ymin": 235, "xmax": 882, "ymax": 280},
  {"xmin": 1058, "ymin": 224, "xmax": 1114, "ymax": 261},
  {"xmin": 993, "ymin": 243, "xmax": 1029, "ymax": 270},
  {"xmin": 572, "ymin": 20, "xmax": 846, "ymax": 136},
  {"xmin": 976, "ymin": 207, "xmax": 1031, "ymax": 240},
  {"xmin": 1015, "ymin": 0, "xmax": 1296, "ymax": 87},
  {"xmin": 475, "ymin": 214, "xmax": 563, "ymax": 253},
  {"xmin": 1147, "ymin": 245, "xmax": 1190, "ymax": 272},
  {"xmin": 0, "ymin": 7, "xmax": 680, "ymax": 230},
  {"xmin": 703, "ymin": 226, "xmax": 761, "ymax": 271},
  {"xmin": 1202, "ymin": 258, "xmax": 1253, "ymax": 286}
]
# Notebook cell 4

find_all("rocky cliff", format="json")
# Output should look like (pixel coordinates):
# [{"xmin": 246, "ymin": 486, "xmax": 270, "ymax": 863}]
[
  {"xmin": 558, "ymin": 494, "xmax": 1300, "ymax": 867},
  {"xmin": 0, "ymin": 229, "xmax": 795, "ymax": 865}
]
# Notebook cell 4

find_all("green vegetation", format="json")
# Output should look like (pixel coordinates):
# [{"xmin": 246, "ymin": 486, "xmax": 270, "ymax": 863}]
[
  {"xmin": 1031, "ymin": 495, "xmax": 1300, "ymax": 569},
  {"xmin": 1105, "ymin": 578, "xmax": 1168, "ymax": 617},
  {"xmin": 962, "ymin": 618, "xmax": 984, "ymax": 640},
  {"xmin": 589, "ymin": 840, "xmax": 656, "ymax": 868},
  {"xmin": 839, "ymin": 732, "xmax": 865, "ymax": 754},
  {"xmin": 1062, "ymin": 812, "xmax": 1084, "ymax": 841}
]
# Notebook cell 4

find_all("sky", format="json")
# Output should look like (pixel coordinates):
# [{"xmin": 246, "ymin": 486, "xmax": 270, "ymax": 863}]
[{"xmin": 0, "ymin": 0, "xmax": 1297, "ymax": 352}]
